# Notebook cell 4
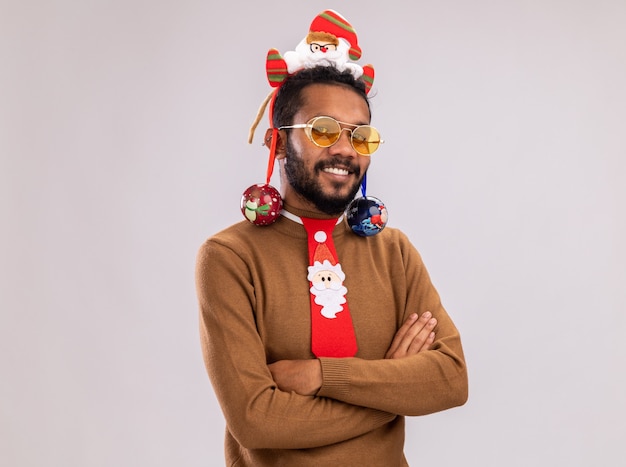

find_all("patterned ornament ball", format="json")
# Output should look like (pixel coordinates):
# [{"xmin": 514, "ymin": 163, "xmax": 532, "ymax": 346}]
[
  {"xmin": 346, "ymin": 196, "xmax": 388, "ymax": 237},
  {"xmin": 241, "ymin": 183, "xmax": 283, "ymax": 226}
]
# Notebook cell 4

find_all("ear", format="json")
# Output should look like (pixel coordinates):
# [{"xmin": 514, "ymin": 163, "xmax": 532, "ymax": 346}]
[{"xmin": 265, "ymin": 128, "xmax": 287, "ymax": 160}]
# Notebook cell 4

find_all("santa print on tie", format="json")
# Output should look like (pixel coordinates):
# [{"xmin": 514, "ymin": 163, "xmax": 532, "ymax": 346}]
[{"xmin": 301, "ymin": 217, "xmax": 358, "ymax": 357}]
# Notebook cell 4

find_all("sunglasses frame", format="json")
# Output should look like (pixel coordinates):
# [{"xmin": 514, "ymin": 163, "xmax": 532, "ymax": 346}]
[{"xmin": 278, "ymin": 116, "xmax": 383, "ymax": 156}]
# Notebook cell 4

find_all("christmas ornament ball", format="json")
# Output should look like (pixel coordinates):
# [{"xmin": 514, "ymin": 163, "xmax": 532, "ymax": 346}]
[
  {"xmin": 240, "ymin": 183, "xmax": 283, "ymax": 226},
  {"xmin": 346, "ymin": 196, "xmax": 388, "ymax": 237}
]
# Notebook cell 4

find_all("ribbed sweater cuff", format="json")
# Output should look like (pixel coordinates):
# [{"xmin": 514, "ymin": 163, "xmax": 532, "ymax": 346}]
[{"xmin": 317, "ymin": 357, "xmax": 351, "ymax": 399}]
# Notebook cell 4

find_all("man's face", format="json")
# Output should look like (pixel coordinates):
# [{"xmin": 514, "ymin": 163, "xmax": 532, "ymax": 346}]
[{"xmin": 281, "ymin": 84, "xmax": 372, "ymax": 216}]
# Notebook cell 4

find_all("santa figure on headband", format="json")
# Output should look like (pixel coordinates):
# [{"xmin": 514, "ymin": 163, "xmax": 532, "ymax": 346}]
[
  {"xmin": 284, "ymin": 10, "xmax": 364, "ymax": 77},
  {"xmin": 266, "ymin": 9, "xmax": 374, "ymax": 92}
]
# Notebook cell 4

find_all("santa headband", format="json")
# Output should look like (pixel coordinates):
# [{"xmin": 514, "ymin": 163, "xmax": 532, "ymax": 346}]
[{"xmin": 248, "ymin": 9, "xmax": 375, "ymax": 146}]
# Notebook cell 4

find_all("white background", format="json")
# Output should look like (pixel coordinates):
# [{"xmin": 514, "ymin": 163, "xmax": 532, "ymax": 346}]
[{"xmin": 2, "ymin": 1, "xmax": 625, "ymax": 466}]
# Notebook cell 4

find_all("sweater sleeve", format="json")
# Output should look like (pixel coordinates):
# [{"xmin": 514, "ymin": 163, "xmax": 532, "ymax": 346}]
[
  {"xmin": 317, "ymin": 235, "xmax": 468, "ymax": 416},
  {"xmin": 196, "ymin": 238, "xmax": 396, "ymax": 450}
]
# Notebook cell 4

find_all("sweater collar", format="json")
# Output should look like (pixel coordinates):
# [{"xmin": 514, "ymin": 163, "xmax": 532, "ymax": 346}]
[
  {"xmin": 281, "ymin": 209, "xmax": 344, "ymax": 226},
  {"xmin": 277, "ymin": 203, "xmax": 348, "ymax": 238}
]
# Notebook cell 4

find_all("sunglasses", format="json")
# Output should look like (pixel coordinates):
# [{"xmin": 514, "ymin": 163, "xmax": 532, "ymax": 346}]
[{"xmin": 278, "ymin": 116, "xmax": 383, "ymax": 156}]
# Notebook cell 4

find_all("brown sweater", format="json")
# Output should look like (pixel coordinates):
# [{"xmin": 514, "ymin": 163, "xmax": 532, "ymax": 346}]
[{"xmin": 196, "ymin": 205, "xmax": 468, "ymax": 466}]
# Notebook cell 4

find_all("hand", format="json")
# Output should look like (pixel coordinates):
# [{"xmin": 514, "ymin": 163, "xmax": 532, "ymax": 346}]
[
  {"xmin": 385, "ymin": 312, "xmax": 437, "ymax": 359},
  {"xmin": 268, "ymin": 359, "xmax": 322, "ymax": 396}
]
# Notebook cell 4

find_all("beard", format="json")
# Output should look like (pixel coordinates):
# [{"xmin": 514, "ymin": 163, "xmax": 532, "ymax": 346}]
[{"xmin": 284, "ymin": 138, "xmax": 363, "ymax": 216}]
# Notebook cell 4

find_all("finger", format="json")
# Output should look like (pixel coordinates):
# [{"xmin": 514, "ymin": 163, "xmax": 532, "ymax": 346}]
[
  {"xmin": 387, "ymin": 312, "xmax": 433, "ymax": 358},
  {"xmin": 389, "ymin": 313, "xmax": 435, "ymax": 358},
  {"xmin": 407, "ymin": 317, "xmax": 438, "ymax": 354},
  {"xmin": 399, "ymin": 312, "xmax": 433, "ymax": 353},
  {"xmin": 385, "ymin": 313, "xmax": 417, "ymax": 357},
  {"xmin": 423, "ymin": 331, "xmax": 436, "ymax": 350}
]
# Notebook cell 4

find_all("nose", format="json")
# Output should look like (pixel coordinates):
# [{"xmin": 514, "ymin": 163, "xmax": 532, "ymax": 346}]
[{"xmin": 331, "ymin": 128, "xmax": 357, "ymax": 157}]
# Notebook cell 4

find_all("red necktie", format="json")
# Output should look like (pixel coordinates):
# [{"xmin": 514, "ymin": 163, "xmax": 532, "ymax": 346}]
[{"xmin": 301, "ymin": 217, "xmax": 358, "ymax": 357}]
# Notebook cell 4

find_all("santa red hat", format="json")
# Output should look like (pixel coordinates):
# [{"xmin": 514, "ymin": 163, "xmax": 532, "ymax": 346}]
[
  {"xmin": 313, "ymin": 240, "xmax": 335, "ymax": 266},
  {"xmin": 308, "ymin": 9, "xmax": 362, "ymax": 61}
]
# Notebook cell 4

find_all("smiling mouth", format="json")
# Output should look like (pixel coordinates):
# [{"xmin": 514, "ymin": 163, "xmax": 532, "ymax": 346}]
[{"xmin": 323, "ymin": 166, "xmax": 351, "ymax": 176}]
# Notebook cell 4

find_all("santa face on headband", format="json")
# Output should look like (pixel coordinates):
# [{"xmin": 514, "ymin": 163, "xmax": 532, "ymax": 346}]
[
  {"xmin": 306, "ymin": 32, "xmax": 339, "ymax": 54},
  {"xmin": 284, "ymin": 32, "xmax": 364, "ymax": 77}
]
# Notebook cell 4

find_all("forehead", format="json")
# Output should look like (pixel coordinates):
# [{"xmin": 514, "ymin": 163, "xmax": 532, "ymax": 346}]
[{"xmin": 297, "ymin": 83, "xmax": 371, "ymax": 125}]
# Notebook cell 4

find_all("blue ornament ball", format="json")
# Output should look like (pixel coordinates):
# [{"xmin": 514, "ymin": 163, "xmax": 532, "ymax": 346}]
[{"xmin": 346, "ymin": 196, "xmax": 388, "ymax": 237}]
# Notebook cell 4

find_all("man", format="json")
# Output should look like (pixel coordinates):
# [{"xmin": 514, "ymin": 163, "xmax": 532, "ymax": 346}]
[
  {"xmin": 196, "ymin": 67, "xmax": 468, "ymax": 465},
  {"xmin": 196, "ymin": 12, "xmax": 467, "ymax": 466}
]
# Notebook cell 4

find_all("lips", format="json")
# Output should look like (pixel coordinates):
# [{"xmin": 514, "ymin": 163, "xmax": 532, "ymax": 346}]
[
  {"xmin": 323, "ymin": 166, "xmax": 350, "ymax": 176},
  {"xmin": 316, "ymin": 158, "xmax": 359, "ymax": 178}
]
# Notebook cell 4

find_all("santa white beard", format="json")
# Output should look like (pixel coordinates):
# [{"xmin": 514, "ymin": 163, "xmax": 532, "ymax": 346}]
[{"xmin": 310, "ymin": 281, "xmax": 348, "ymax": 319}]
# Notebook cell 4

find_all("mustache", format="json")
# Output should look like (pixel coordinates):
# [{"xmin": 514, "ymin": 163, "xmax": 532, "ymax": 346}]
[{"xmin": 314, "ymin": 156, "xmax": 361, "ymax": 176}]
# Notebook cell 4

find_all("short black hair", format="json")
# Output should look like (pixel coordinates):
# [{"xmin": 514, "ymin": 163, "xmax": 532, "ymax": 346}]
[{"xmin": 272, "ymin": 66, "xmax": 370, "ymax": 128}]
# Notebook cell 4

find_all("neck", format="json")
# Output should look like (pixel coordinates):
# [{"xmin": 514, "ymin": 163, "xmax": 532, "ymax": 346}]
[
  {"xmin": 281, "ymin": 203, "xmax": 344, "ymax": 221},
  {"xmin": 281, "ymin": 209, "xmax": 344, "ymax": 224}
]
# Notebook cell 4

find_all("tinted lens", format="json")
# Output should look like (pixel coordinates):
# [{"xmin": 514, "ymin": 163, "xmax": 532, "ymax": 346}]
[
  {"xmin": 308, "ymin": 117, "xmax": 341, "ymax": 147},
  {"xmin": 352, "ymin": 126, "xmax": 381, "ymax": 155}
]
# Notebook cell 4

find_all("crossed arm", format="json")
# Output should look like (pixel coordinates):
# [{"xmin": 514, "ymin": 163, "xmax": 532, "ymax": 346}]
[{"xmin": 269, "ymin": 311, "xmax": 438, "ymax": 396}]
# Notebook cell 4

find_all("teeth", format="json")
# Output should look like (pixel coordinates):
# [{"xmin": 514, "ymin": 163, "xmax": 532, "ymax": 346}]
[{"xmin": 324, "ymin": 167, "xmax": 349, "ymax": 175}]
